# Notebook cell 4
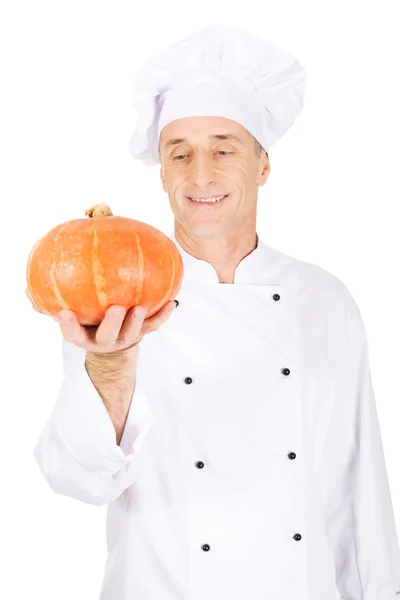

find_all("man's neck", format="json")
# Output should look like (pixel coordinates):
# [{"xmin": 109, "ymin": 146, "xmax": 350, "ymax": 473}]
[{"xmin": 174, "ymin": 229, "xmax": 258, "ymax": 284}]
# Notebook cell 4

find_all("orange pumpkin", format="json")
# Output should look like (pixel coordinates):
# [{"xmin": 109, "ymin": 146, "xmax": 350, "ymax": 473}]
[{"xmin": 26, "ymin": 203, "xmax": 184, "ymax": 326}]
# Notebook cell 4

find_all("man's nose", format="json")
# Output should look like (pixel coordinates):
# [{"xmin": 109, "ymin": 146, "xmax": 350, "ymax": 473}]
[{"xmin": 189, "ymin": 152, "xmax": 217, "ymax": 188}]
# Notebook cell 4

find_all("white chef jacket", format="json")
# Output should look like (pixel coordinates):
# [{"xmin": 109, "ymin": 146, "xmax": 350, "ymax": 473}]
[{"xmin": 33, "ymin": 231, "xmax": 400, "ymax": 600}]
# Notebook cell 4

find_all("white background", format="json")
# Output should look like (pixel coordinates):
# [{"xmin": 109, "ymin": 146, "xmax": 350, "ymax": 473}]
[{"xmin": 1, "ymin": 1, "xmax": 399, "ymax": 598}]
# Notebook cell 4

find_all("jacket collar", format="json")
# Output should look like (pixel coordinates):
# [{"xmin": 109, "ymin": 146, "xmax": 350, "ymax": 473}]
[{"xmin": 168, "ymin": 230, "xmax": 277, "ymax": 285}]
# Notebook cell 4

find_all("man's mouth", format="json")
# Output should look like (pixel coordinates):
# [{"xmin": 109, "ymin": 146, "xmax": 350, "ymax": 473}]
[{"xmin": 186, "ymin": 194, "xmax": 229, "ymax": 206}]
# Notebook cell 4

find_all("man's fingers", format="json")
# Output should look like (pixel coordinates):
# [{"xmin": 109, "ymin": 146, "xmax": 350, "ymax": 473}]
[
  {"xmin": 94, "ymin": 305, "xmax": 127, "ymax": 346},
  {"xmin": 58, "ymin": 310, "xmax": 92, "ymax": 347},
  {"xmin": 117, "ymin": 305, "xmax": 148, "ymax": 343},
  {"xmin": 142, "ymin": 301, "xmax": 177, "ymax": 333},
  {"xmin": 30, "ymin": 297, "xmax": 177, "ymax": 351},
  {"xmin": 118, "ymin": 302, "xmax": 176, "ymax": 344}
]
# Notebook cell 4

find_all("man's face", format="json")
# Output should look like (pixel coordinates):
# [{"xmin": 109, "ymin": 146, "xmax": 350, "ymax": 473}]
[{"xmin": 158, "ymin": 116, "xmax": 270, "ymax": 240}]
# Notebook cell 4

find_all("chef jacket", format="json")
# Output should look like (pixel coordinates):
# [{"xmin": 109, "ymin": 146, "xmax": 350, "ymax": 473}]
[{"xmin": 33, "ymin": 231, "xmax": 400, "ymax": 600}]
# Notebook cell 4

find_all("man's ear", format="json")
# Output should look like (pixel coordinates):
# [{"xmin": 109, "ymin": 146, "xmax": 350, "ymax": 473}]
[
  {"xmin": 257, "ymin": 152, "xmax": 270, "ymax": 187},
  {"xmin": 160, "ymin": 167, "xmax": 167, "ymax": 193}
]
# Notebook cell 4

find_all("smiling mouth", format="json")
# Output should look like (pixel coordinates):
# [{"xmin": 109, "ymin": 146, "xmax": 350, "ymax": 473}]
[{"xmin": 186, "ymin": 195, "xmax": 229, "ymax": 206}]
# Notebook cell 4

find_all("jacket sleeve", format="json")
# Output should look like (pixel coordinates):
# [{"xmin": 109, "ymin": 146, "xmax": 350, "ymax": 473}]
[
  {"xmin": 323, "ymin": 292, "xmax": 400, "ymax": 600},
  {"xmin": 33, "ymin": 337, "xmax": 155, "ymax": 506}
]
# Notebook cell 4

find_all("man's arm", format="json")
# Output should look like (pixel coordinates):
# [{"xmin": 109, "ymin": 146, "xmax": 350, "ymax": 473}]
[
  {"xmin": 85, "ymin": 343, "xmax": 139, "ymax": 445},
  {"xmin": 323, "ymin": 292, "xmax": 400, "ymax": 600},
  {"xmin": 33, "ymin": 301, "xmax": 177, "ymax": 506}
]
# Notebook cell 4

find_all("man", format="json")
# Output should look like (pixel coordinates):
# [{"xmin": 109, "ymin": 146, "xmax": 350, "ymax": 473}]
[{"xmin": 32, "ymin": 24, "xmax": 400, "ymax": 600}]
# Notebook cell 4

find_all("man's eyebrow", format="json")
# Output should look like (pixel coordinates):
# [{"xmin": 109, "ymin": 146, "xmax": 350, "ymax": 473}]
[{"xmin": 164, "ymin": 134, "xmax": 243, "ymax": 149}]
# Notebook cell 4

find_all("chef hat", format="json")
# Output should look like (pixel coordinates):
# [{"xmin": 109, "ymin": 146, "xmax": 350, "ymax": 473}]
[{"xmin": 128, "ymin": 24, "xmax": 306, "ymax": 166}]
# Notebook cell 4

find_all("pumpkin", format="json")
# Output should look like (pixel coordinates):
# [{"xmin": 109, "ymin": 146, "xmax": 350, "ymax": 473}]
[{"xmin": 26, "ymin": 203, "xmax": 184, "ymax": 326}]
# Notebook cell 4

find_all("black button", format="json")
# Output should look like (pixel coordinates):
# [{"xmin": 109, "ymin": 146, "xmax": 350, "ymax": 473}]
[
  {"xmin": 195, "ymin": 461, "xmax": 205, "ymax": 469},
  {"xmin": 272, "ymin": 293, "xmax": 280, "ymax": 301},
  {"xmin": 202, "ymin": 544, "xmax": 210, "ymax": 551},
  {"xmin": 174, "ymin": 299, "xmax": 180, "ymax": 307},
  {"xmin": 281, "ymin": 368, "xmax": 290, "ymax": 376},
  {"xmin": 288, "ymin": 452, "xmax": 296, "ymax": 460},
  {"xmin": 184, "ymin": 377, "xmax": 193, "ymax": 384},
  {"xmin": 293, "ymin": 533, "xmax": 302, "ymax": 541}
]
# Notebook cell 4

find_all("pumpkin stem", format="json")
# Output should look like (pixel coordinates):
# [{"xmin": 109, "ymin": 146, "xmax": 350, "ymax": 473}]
[{"xmin": 85, "ymin": 203, "xmax": 114, "ymax": 218}]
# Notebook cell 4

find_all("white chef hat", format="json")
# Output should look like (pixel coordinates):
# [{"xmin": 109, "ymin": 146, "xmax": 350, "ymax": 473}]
[{"xmin": 128, "ymin": 24, "xmax": 306, "ymax": 166}]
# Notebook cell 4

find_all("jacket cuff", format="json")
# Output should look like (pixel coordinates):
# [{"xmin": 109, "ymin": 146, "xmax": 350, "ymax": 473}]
[{"xmin": 52, "ymin": 341, "xmax": 154, "ymax": 473}]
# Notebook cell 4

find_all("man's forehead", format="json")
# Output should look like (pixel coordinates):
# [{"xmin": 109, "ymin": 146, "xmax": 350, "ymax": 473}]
[{"xmin": 163, "ymin": 133, "xmax": 245, "ymax": 149}]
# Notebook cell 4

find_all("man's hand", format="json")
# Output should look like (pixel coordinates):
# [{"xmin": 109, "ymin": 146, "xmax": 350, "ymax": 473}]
[{"xmin": 26, "ymin": 287, "xmax": 177, "ymax": 354}]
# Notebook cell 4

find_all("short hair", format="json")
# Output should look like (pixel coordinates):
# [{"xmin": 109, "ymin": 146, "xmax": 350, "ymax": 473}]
[
  {"xmin": 252, "ymin": 134, "xmax": 267, "ymax": 159},
  {"xmin": 158, "ymin": 133, "xmax": 267, "ymax": 162}
]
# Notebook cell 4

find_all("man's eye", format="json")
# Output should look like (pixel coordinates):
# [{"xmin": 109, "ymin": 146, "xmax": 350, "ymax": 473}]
[{"xmin": 172, "ymin": 151, "xmax": 233, "ymax": 161}]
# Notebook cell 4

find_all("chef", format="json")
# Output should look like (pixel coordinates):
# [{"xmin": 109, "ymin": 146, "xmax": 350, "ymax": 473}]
[{"xmin": 33, "ymin": 24, "xmax": 400, "ymax": 600}]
